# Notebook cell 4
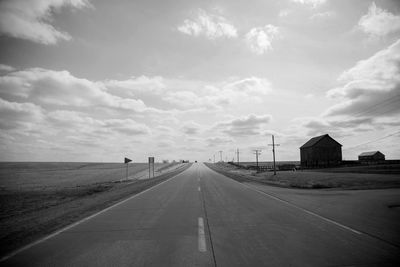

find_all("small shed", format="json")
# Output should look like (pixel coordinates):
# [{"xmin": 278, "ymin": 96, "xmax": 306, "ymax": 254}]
[
  {"xmin": 358, "ymin": 151, "xmax": 385, "ymax": 162},
  {"xmin": 300, "ymin": 134, "xmax": 342, "ymax": 168}
]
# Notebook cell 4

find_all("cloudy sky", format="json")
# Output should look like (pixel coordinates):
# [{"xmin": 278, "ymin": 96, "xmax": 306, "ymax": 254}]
[{"xmin": 0, "ymin": 0, "xmax": 399, "ymax": 163}]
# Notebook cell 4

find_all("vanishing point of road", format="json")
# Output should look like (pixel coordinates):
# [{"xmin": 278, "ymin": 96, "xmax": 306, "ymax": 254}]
[{"xmin": 2, "ymin": 163, "xmax": 400, "ymax": 266}]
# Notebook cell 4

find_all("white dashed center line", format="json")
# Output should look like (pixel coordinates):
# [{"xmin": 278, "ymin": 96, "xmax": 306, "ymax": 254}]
[{"xmin": 198, "ymin": 217, "xmax": 207, "ymax": 252}]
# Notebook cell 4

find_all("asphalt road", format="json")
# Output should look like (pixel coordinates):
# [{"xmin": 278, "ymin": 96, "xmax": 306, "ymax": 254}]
[{"xmin": 2, "ymin": 163, "xmax": 400, "ymax": 266}]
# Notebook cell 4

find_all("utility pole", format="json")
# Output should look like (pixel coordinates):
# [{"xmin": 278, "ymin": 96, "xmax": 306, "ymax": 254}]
[
  {"xmin": 236, "ymin": 148, "xmax": 240, "ymax": 165},
  {"xmin": 268, "ymin": 135, "xmax": 280, "ymax": 175},
  {"xmin": 253, "ymin": 149, "xmax": 262, "ymax": 170},
  {"xmin": 219, "ymin": 151, "xmax": 223, "ymax": 162}
]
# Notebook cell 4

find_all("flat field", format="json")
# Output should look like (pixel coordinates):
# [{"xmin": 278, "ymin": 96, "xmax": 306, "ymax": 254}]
[
  {"xmin": 0, "ymin": 162, "xmax": 170, "ymax": 190},
  {"xmin": 0, "ymin": 162, "xmax": 190, "ymax": 258},
  {"xmin": 207, "ymin": 163, "xmax": 400, "ymax": 189}
]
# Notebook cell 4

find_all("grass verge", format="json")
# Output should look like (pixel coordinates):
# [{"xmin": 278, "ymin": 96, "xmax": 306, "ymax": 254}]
[{"xmin": 205, "ymin": 163, "xmax": 400, "ymax": 190}]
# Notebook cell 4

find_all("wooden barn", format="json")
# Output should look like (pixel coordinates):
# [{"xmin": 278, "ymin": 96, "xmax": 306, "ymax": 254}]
[
  {"xmin": 358, "ymin": 151, "xmax": 385, "ymax": 162},
  {"xmin": 300, "ymin": 134, "xmax": 342, "ymax": 168}
]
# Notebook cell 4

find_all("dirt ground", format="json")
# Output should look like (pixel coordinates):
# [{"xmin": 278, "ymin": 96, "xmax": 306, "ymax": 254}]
[
  {"xmin": 0, "ymin": 162, "xmax": 190, "ymax": 258},
  {"xmin": 206, "ymin": 163, "xmax": 400, "ymax": 189}
]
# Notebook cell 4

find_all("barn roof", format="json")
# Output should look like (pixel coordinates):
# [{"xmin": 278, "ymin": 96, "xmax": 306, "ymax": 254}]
[
  {"xmin": 359, "ymin": 151, "xmax": 382, "ymax": 156},
  {"xmin": 300, "ymin": 134, "xmax": 342, "ymax": 149}
]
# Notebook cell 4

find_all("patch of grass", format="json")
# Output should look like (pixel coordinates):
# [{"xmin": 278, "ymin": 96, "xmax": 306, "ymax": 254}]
[{"xmin": 205, "ymin": 163, "xmax": 400, "ymax": 190}]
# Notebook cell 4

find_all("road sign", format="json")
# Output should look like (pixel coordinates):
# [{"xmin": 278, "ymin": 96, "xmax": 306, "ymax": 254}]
[{"xmin": 124, "ymin": 157, "xmax": 132, "ymax": 180}]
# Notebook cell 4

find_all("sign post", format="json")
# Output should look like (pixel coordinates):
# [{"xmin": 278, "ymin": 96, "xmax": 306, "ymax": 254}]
[
  {"xmin": 148, "ymin": 157, "xmax": 155, "ymax": 179},
  {"xmin": 124, "ymin": 157, "xmax": 132, "ymax": 180}
]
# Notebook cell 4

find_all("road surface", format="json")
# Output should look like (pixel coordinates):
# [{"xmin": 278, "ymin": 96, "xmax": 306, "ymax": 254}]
[{"xmin": 2, "ymin": 163, "xmax": 400, "ymax": 266}]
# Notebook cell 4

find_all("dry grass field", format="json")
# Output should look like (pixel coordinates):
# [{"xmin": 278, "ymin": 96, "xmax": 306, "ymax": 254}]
[
  {"xmin": 206, "ymin": 162, "xmax": 400, "ymax": 189},
  {"xmin": 0, "ymin": 162, "xmax": 169, "ymax": 190},
  {"xmin": 0, "ymin": 162, "xmax": 190, "ymax": 258}
]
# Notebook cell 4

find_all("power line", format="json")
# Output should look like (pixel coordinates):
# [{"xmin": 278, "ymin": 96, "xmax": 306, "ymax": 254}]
[
  {"xmin": 348, "ymin": 95, "xmax": 400, "ymax": 118},
  {"xmin": 371, "ymin": 105, "xmax": 400, "ymax": 117},
  {"xmin": 344, "ymin": 130, "xmax": 400, "ymax": 150}
]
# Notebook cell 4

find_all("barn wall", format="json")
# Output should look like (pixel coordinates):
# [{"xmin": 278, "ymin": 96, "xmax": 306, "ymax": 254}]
[
  {"xmin": 359, "ymin": 152, "xmax": 385, "ymax": 162},
  {"xmin": 300, "ymin": 137, "xmax": 342, "ymax": 168}
]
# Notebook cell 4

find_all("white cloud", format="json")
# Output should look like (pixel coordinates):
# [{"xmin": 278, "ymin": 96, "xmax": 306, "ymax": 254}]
[
  {"xmin": 0, "ymin": 68, "xmax": 147, "ymax": 111},
  {"xmin": 358, "ymin": 2, "xmax": 400, "ymax": 37},
  {"xmin": 178, "ymin": 9, "xmax": 238, "ymax": 39},
  {"xmin": 223, "ymin": 77, "xmax": 272, "ymax": 95},
  {"xmin": 0, "ymin": 66, "xmax": 278, "ymax": 161},
  {"xmin": 46, "ymin": 110, "xmax": 150, "ymax": 137},
  {"xmin": 279, "ymin": 9, "xmax": 292, "ymax": 17},
  {"xmin": 162, "ymin": 76, "xmax": 273, "ymax": 111},
  {"xmin": 0, "ymin": 64, "xmax": 15, "ymax": 72},
  {"xmin": 291, "ymin": 0, "xmax": 326, "ymax": 8},
  {"xmin": 325, "ymin": 39, "xmax": 400, "ymax": 118},
  {"xmin": 305, "ymin": 93, "xmax": 315, "ymax": 99},
  {"xmin": 245, "ymin": 25, "xmax": 280, "ymax": 55},
  {"xmin": 0, "ymin": 0, "xmax": 90, "ymax": 45},
  {"xmin": 206, "ymin": 136, "xmax": 233, "ymax": 147},
  {"xmin": 292, "ymin": 116, "xmax": 374, "ymax": 138},
  {"xmin": 182, "ymin": 121, "xmax": 202, "ymax": 135},
  {"xmin": 215, "ymin": 114, "xmax": 272, "ymax": 137},
  {"xmin": 103, "ymin": 76, "xmax": 165, "ymax": 97},
  {"xmin": 157, "ymin": 140, "xmax": 175, "ymax": 148},
  {"xmin": 163, "ymin": 90, "xmax": 206, "ymax": 110},
  {"xmin": 102, "ymin": 119, "xmax": 150, "ymax": 136},
  {"xmin": 0, "ymin": 98, "xmax": 44, "ymax": 130},
  {"xmin": 310, "ymin": 11, "xmax": 335, "ymax": 20},
  {"xmin": 283, "ymin": 39, "xmax": 400, "ymax": 157}
]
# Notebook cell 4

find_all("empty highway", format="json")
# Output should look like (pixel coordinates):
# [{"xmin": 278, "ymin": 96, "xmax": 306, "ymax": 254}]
[{"xmin": 2, "ymin": 163, "xmax": 400, "ymax": 266}]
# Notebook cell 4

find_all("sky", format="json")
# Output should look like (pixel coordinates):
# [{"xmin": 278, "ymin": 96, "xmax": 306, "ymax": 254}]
[{"xmin": 0, "ymin": 0, "xmax": 399, "ymax": 163}]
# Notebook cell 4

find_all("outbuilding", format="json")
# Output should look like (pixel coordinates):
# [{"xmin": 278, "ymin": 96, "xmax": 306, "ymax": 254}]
[
  {"xmin": 300, "ymin": 134, "xmax": 342, "ymax": 168},
  {"xmin": 358, "ymin": 151, "xmax": 385, "ymax": 162}
]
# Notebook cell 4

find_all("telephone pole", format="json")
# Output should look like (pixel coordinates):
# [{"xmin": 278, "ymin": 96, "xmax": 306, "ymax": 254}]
[
  {"xmin": 253, "ymin": 149, "xmax": 262, "ymax": 170},
  {"xmin": 236, "ymin": 148, "xmax": 240, "ymax": 165},
  {"xmin": 268, "ymin": 135, "xmax": 280, "ymax": 175},
  {"xmin": 219, "ymin": 150, "xmax": 223, "ymax": 162}
]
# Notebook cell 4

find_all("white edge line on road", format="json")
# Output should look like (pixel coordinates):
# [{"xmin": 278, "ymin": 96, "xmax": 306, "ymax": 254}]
[
  {"xmin": 198, "ymin": 217, "xmax": 207, "ymax": 252},
  {"xmin": 0, "ymin": 168, "xmax": 188, "ymax": 262},
  {"xmin": 227, "ymin": 178, "xmax": 362, "ymax": 235}
]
